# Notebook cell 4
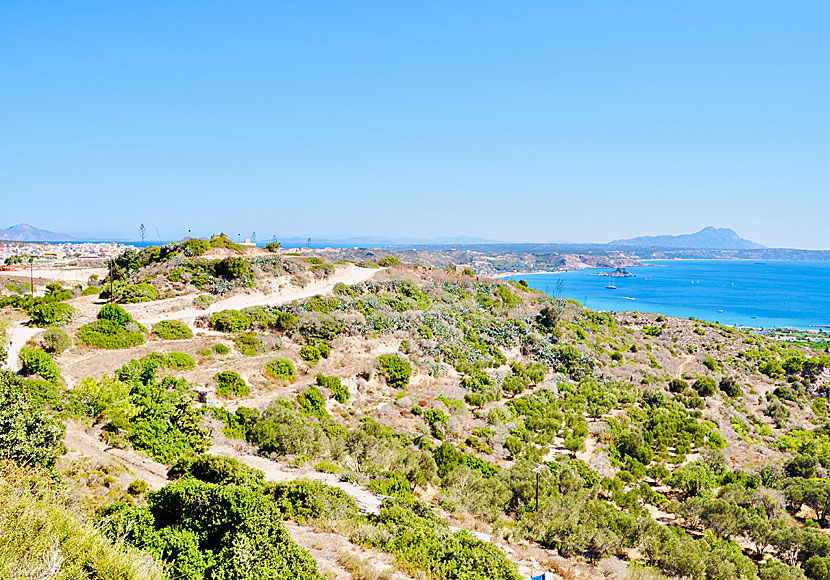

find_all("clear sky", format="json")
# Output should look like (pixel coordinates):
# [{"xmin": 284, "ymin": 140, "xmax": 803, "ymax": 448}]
[{"xmin": 2, "ymin": 1, "xmax": 828, "ymax": 248}]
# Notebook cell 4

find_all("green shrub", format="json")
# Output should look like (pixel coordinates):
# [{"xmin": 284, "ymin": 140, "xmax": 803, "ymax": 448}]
[
  {"xmin": 265, "ymin": 358, "xmax": 296, "ymax": 382},
  {"xmin": 151, "ymin": 319, "xmax": 193, "ymax": 340},
  {"xmin": 18, "ymin": 348, "xmax": 61, "ymax": 383},
  {"xmin": 265, "ymin": 241, "xmax": 281, "ymax": 251},
  {"xmin": 28, "ymin": 302, "xmax": 75, "ymax": 327},
  {"xmin": 214, "ymin": 371, "xmax": 250, "ymax": 397},
  {"xmin": 693, "ymin": 376, "xmax": 717, "ymax": 396},
  {"xmin": 168, "ymin": 454, "xmax": 264, "ymax": 489},
  {"xmin": 119, "ymin": 282, "xmax": 159, "ymax": 303},
  {"xmin": 166, "ymin": 352, "xmax": 196, "ymax": 369},
  {"xmin": 215, "ymin": 256, "xmax": 254, "ymax": 280},
  {"xmin": 356, "ymin": 260, "xmax": 380, "ymax": 269},
  {"xmin": 39, "ymin": 327, "xmax": 71, "ymax": 354},
  {"xmin": 210, "ymin": 309, "xmax": 252, "ymax": 332},
  {"xmin": 262, "ymin": 479, "xmax": 359, "ymax": 524},
  {"xmin": 82, "ymin": 286, "xmax": 100, "ymax": 296},
  {"xmin": 299, "ymin": 345, "xmax": 321, "ymax": 366},
  {"xmin": 378, "ymin": 354, "xmax": 411, "ymax": 389},
  {"xmin": 0, "ymin": 371, "xmax": 65, "ymax": 469},
  {"xmin": 192, "ymin": 294, "xmax": 214, "ymax": 310},
  {"xmin": 315, "ymin": 461, "xmax": 340, "ymax": 474},
  {"xmin": 235, "ymin": 332, "xmax": 267, "ymax": 356},
  {"xmin": 213, "ymin": 343, "xmax": 230, "ymax": 354},
  {"xmin": 100, "ymin": 480, "xmax": 323, "ymax": 580},
  {"xmin": 77, "ymin": 319, "xmax": 145, "ymax": 349},
  {"xmin": 333, "ymin": 282, "xmax": 356, "ymax": 297},
  {"xmin": 127, "ymin": 479, "xmax": 149, "ymax": 495},
  {"xmin": 98, "ymin": 303, "xmax": 133, "ymax": 325},
  {"xmin": 378, "ymin": 256, "xmax": 401, "ymax": 267},
  {"xmin": 317, "ymin": 374, "xmax": 349, "ymax": 403}
]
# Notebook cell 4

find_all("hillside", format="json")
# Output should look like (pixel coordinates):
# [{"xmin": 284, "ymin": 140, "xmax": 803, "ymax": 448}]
[
  {"xmin": 1, "ymin": 239, "xmax": 830, "ymax": 579},
  {"xmin": 610, "ymin": 227, "xmax": 765, "ymax": 250}
]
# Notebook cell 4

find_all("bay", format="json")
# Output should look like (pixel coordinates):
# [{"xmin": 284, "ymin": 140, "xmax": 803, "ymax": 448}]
[{"xmin": 508, "ymin": 260, "xmax": 830, "ymax": 331}]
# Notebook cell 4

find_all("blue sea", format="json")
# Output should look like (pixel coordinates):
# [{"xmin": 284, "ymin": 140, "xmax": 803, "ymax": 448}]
[{"xmin": 508, "ymin": 260, "xmax": 830, "ymax": 331}]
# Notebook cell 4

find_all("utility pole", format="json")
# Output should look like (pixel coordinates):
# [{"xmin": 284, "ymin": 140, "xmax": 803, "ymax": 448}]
[
  {"xmin": 251, "ymin": 232, "xmax": 257, "ymax": 245},
  {"xmin": 139, "ymin": 224, "xmax": 146, "ymax": 245},
  {"xmin": 109, "ymin": 259, "xmax": 114, "ymax": 303},
  {"xmin": 29, "ymin": 257, "xmax": 34, "ymax": 299}
]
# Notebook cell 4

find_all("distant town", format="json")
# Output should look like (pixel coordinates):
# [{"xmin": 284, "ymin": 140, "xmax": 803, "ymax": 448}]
[{"xmin": 0, "ymin": 241, "xmax": 135, "ymax": 265}]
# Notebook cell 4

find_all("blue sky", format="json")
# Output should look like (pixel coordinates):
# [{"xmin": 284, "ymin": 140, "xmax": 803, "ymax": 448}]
[{"xmin": 1, "ymin": 1, "xmax": 828, "ymax": 248}]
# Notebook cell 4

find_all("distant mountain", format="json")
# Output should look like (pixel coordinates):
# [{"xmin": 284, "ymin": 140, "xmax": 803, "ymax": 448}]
[
  {"xmin": 0, "ymin": 223, "xmax": 77, "ymax": 242},
  {"xmin": 610, "ymin": 227, "xmax": 764, "ymax": 250}
]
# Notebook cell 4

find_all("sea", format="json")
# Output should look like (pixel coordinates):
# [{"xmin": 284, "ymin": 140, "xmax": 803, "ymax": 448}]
[{"xmin": 507, "ymin": 260, "xmax": 830, "ymax": 331}]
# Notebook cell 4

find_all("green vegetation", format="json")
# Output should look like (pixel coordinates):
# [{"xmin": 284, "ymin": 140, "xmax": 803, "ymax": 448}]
[
  {"xmin": 151, "ymin": 319, "xmax": 193, "ymax": 339},
  {"xmin": 99, "ymin": 479, "xmax": 323, "ymax": 580},
  {"xmin": 265, "ymin": 357, "xmax": 296, "ymax": 382},
  {"xmin": 0, "ymin": 370, "xmax": 65, "ymax": 469},
  {"xmin": 378, "ymin": 353, "xmax": 411, "ymax": 389},
  {"xmin": 18, "ymin": 347, "xmax": 62, "ymax": 383},
  {"xmin": 0, "ymin": 461, "xmax": 163, "ymax": 580},
  {"xmin": 73, "ymin": 354, "xmax": 208, "ymax": 463},
  {"xmin": 317, "ymin": 373, "xmax": 349, "ymax": 403},
  {"xmin": 378, "ymin": 255, "xmax": 401, "ymax": 266},
  {"xmin": 39, "ymin": 326, "xmax": 72, "ymax": 354},
  {"xmin": 77, "ymin": 304, "xmax": 146, "ymax": 349},
  {"xmin": 214, "ymin": 370, "xmax": 250, "ymax": 397},
  {"xmin": 29, "ymin": 302, "xmax": 76, "ymax": 327}
]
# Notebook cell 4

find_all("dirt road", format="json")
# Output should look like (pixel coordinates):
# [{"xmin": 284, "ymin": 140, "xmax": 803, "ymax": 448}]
[{"xmin": 127, "ymin": 264, "xmax": 380, "ymax": 326}]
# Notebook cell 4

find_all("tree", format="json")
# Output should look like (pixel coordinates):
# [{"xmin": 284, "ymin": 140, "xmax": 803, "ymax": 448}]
[
  {"xmin": 101, "ymin": 480, "xmax": 323, "ymax": 580},
  {"xmin": 693, "ymin": 376, "xmax": 717, "ymax": 397},
  {"xmin": 0, "ymin": 370, "xmax": 65, "ymax": 469},
  {"xmin": 669, "ymin": 461, "xmax": 719, "ymax": 498}
]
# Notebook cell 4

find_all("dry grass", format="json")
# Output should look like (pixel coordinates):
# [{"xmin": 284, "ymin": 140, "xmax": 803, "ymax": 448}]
[{"xmin": 0, "ymin": 461, "xmax": 163, "ymax": 580}]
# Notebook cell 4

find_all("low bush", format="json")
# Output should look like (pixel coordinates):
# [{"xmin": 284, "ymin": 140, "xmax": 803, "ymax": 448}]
[
  {"xmin": 151, "ymin": 319, "xmax": 193, "ymax": 340},
  {"xmin": 99, "ymin": 480, "xmax": 323, "ymax": 580},
  {"xmin": 265, "ymin": 358, "xmax": 296, "ymax": 382},
  {"xmin": 211, "ymin": 309, "xmax": 252, "ymax": 332},
  {"xmin": 39, "ymin": 327, "xmax": 71, "ymax": 354},
  {"xmin": 193, "ymin": 294, "xmax": 214, "ymax": 310},
  {"xmin": 28, "ymin": 302, "xmax": 75, "ymax": 327},
  {"xmin": 18, "ymin": 348, "xmax": 61, "ymax": 383},
  {"xmin": 262, "ymin": 479, "xmax": 359, "ymax": 523},
  {"xmin": 299, "ymin": 345, "xmax": 321, "ymax": 366},
  {"xmin": 168, "ymin": 454, "xmax": 264, "ymax": 489},
  {"xmin": 297, "ymin": 386, "xmax": 327, "ymax": 418},
  {"xmin": 119, "ymin": 282, "xmax": 159, "ymax": 303},
  {"xmin": 235, "ymin": 332, "xmax": 267, "ymax": 356},
  {"xmin": 77, "ymin": 319, "xmax": 145, "ymax": 349},
  {"xmin": 166, "ymin": 352, "xmax": 196, "ymax": 369},
  {"xmin": 317, "ymin": 374, "xmax": 349, "ymax": 403},
  {"xmin": 378, "ymin": 354, "xmax": 411, "ymax": 389},
  {"xmin": 378, "ymin": 256, "xmax": 401, "ymax": 267},
  {"xmin": 215, "ymin": 371, "xmax": 250, "ymax": 397},
  {"xmin": 213, "ymin": 343, "xmax": 230, "ymax": 354},
  {"xmin": 356, "ymin": 260, "xmax": 380, "ymax": 269}
]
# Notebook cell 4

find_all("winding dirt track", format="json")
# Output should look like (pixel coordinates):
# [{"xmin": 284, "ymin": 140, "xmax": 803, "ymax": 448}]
[{"xmin": 127, "ymin": 264, "xmax": 380, "ymax": 326}]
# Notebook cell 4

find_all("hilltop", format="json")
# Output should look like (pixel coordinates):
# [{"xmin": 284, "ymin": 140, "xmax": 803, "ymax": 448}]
[
  {"xmin": 610, "ymin": 226, "xmax": 765, "ymax": 250},
  {"xmin": 0, "ymin": 223, "xmax": 76, "ymax": 241},
  {"xmin": 1, "ymin": 238, "xmax": 830, "ymax": 579}
]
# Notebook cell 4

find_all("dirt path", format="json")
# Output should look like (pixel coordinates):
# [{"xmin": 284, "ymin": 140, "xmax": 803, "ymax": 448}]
[
  {"xmin": 127, "ymin": 264, "xmax": 380, "ymax": 326},
  {"xmin": 5, "ymin": 322, "xmax": 39, "ymax": 372},
  {"xmin": 63, "ymin": 422, "xmax": 169, "ymax": 490},
  {"xmin": 209, "ymin": 440, "xmax": 384, "ymax": 514},
  {"xmin": 674, "ymin": 354, "xmax": 695, "ymax": 379}
]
